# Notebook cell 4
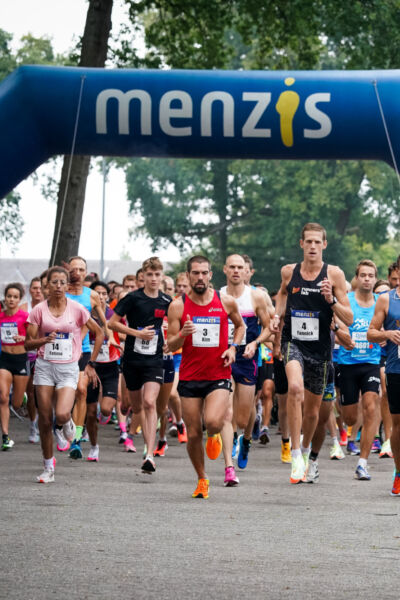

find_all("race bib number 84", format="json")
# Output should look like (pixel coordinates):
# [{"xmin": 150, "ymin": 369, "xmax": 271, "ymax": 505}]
[
  {"xmin": 192, "ymin": 316, "xmax": 220, "ymax": 347},
  {"xmin": 291, "ymin": 309, "xmax": 320, "ymax": 341}
]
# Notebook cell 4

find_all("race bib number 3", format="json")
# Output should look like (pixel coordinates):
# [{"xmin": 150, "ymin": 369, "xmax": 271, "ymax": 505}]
[
  {"xmin": 1, "ymin": 322, "xmax": 18, "ymax": 344},
  {"xmin": 291, "ymin": 310, "xmax": 320, "ymax": 341},
  {"xmin": 134, "ymin": 329, "xmax": 159, "ymax": 355},
  {"xmin": 44, "ymin": 332, "xmax": 73, "ymax": 361},
  {"xmin": 192, "ymin": 316, "xmax": 220, "ymax": 347}
]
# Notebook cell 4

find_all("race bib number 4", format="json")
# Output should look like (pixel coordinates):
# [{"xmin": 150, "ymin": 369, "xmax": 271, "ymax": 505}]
[
  {"xmin": 134, "ymin": 329, "xmax": 159, "ymax": 355},
  {"xmin": 291, "ymin": 310, "xmax": 320, "ymax": 341},
  {"xmin": 1, "ymin": 322, "xmax": 18, "ymax": 344},
  {"xmin": 44, "ymin": 332, "xmax": 73, "ymax": 361},
  {"xmin": 228, "ymin": 320, "xmax": 247, "ymax": 346},
  {"xmin": 192, "ymin": 316, "xmax": 220, "ymax": 347}
]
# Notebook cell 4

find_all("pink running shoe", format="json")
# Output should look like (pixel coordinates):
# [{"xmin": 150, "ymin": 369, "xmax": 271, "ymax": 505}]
[
  {"xmin": 98, "ymin": 413, "xmax": 111, "ymax": 425},
  {"xmin": 124, "ymin": 437, "xmax": 137, "ymax": 453},
  {"xmin": 224, "ymin": 466, "xmax": 239, "ymax": 487}
]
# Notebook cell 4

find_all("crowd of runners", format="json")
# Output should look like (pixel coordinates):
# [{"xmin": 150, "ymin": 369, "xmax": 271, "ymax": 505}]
[{"xmin": 1, "ymin": 221, "xmax": 400, "ymax": 498}]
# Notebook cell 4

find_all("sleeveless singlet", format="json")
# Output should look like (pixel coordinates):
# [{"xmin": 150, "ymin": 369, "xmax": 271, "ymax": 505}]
[
  {"xmin": 336, "ymin": 292, "xmax": 380, "ymax": 365},
  {"xmin": 384, "ymin": 288, "xmax": 400, "ymax": 374},
  {"xmin": 66, "ymin": 286, "xmax": 92, "ymax": 353},
  {"xmin": 220, "ymin": 284, "xmax": 259, "ymax": 362},
  {"xmin": 179, "ymin": 290, "xmax": 230, "ymax": 381},
  {"xmin": 0, "ymin": 309, "xmax": 29, "ymax": 347},
  {"xmin": 281, "ymin": 262, "xmax": 333, "ymax": 361}
]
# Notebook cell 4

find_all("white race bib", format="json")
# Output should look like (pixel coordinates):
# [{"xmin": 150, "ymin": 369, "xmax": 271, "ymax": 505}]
[
  {"xmin": 228, "ymin": 319, "xmax": 247, "ymax": 346},
  {"xmin": 44, "ymin": 332, "xmax": 73, "ymax": 361},
  {"xmin": 134, "ymin": 328, "xmax": 159, "ymax": 355},
  {"xmin": 90, "ymin": 340, "xmax": 110, "ymax": 362},
  {"xmin": 192, "ymin": 316, "xmax": 220, "ymax": 347},
  {"xmin": 291, "ymin": 310, "xmax": 319, "ymax": 341},
  {"xmin": 351, "ymin": 331, "xmax": 368, "ymax": 357},
  {"xmin": 1, "ymin": 322, "xmax": 18, "ymax": 344}
]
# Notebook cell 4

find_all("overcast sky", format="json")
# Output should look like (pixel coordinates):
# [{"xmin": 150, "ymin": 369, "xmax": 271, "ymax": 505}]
[{"xmin": 0, "ymin": 0, "xmax": 180, "ymax": 266}]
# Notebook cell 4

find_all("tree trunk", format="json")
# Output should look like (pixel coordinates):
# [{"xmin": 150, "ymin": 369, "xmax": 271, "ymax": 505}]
[{"xmin": 50, "ymin": 0, "xmax": 113, "ymax": 266}]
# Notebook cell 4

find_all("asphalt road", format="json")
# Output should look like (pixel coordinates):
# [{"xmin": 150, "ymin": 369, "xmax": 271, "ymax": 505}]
[{"xmin": 1, "ymin": 416, "xmax": 399, "ymax": 600}]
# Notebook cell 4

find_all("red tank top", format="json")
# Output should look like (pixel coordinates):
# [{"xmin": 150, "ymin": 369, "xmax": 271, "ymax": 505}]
[{"xmin": 179, "ymin": 290, "xmax": 231, "ymax": 381}]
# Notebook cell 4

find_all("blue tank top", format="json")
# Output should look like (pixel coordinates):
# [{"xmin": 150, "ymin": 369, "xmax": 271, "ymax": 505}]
[
  {"xmin": 384, "ymin": 289, "xmax": 400, "ymax": 374},
  {"xmin": 337, "ymin": 292, "xmax": 380, "ymax": 365},
  {"xmin": 66, "ymin": 286, "xmax": 92, "ymax": 352}
]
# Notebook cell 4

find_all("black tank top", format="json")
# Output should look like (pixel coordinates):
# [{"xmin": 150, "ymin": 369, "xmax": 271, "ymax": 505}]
[{"xmin": 281, "ymin": 262, "xmax": 333, "ymax": 360}]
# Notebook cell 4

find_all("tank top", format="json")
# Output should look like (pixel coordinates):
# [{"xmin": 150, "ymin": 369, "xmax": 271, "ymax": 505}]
[
  {"xmin": 384, "ymin": 288, "xmax": 400, "ymax": 374},
  {"xmin": 336, "ymin": 292, "xmax": 380, "ymax": 365},
  {"xmin": 281, "ymin": 262, "xmax": 333, "ymax": 360},
  {"xmin": 0, "ymin": 309, "xmax": 29, "ymax": 347},
  {"xmin": 220, "ymin": 285, "xmax": 259, "ymax": 351},
  {"xmin": 179, "ymin": 290, "xmax": 231, "ymax": 381},
  {"xmin": 89, "ymin": 306, "xmax": 120, "ymax": 363},
  {"xmin": 66, "ymin": 286, "xmax": 92, "ymax": 352}
]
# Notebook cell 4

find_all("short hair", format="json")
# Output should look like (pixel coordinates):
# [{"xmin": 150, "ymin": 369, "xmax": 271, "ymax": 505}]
[
  {"xmin": 136, "ymin": 268, "xmax": 143, "ymax": 278},
  {"xmin": 122, "ymin": 274, "xmax": 136, "ymax": 286},
  {"xmin": 390, "ymin": 261, "xmax": 399, "ymax": 275},
  {"xmin": 68, "ymin": 256, "xmax": 87, "ymax": 266},
  {"xmin": 47, "ymin": 266, "xmax": 69, "ymax": 283},
  {"xmin": 4, "ymin": 282, "xmax": 25, "ymax": 299},
  {"xmin": 186, "ymin": 255, "xmax": 211, "ymax": 273},
  {"xmin": 176, "ymin": 272, "xmax": 189, "ymax": 283},
  {"xmin": 162, "ymin": 276, "xmax": 174, "ymax": 293},
  {"xmin": 39, "ymin": 269, "xmax": 48, "ymax": 284},
  {"xmin": 301, "ymin": 222, "xmax": 327, "ymax": 241},
  {"xmin": 373, "ymin": 279, "xmax": 390, "ymax": 292},
  {"xmin": 112, "ymin": 283, "xmax": 123, "ymax": 292},
  {"xmin": 242, "ymin": 254, "xmax": 254, "ymax": 269},
  {"xmin": 142, "ymin": 256, "xmax": 163, "ymax": 272},
  {"xmin": 84, "ymin": 273, "xmax": 98, "ymax": 283},
  {"xmin": 90, "ymin": 280, "xmax": 110, "ymax": 294},
  {"xmin": 355, "ymin": 259, "xmax": 377, "ymax": 277},
  {"xmin": 29, "ymin": 277, "xmax": 41, "ymax": 287}
]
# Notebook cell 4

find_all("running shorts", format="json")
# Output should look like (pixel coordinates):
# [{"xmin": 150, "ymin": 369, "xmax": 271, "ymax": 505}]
[
  {"xmin": 338, "ymin": 363, "xmax": 380, "ymax": 406},
  {"xmin": 282, "ymin": 341, "xmax": 329, "ymax": 396},
  {"xmin": 0, "ymin": 352, "xmax": 28, "ymax": 376},
  {"xmin": 86, "ymin": 361, "xmax": 119, "ymax": 404},
  {"xmin": 178, "ymin": 379, "xmax": 232, "ymax": 398}
]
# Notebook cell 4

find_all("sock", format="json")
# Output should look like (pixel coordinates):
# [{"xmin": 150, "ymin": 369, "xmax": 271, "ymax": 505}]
[
  {"xmin": 2, "ymin": 433, "xmax": 8, "ymax": 443},
  {"xmin": 233, "ymin": 431, "xmax": 238, "ymax": 441},
  {"xmin": 176, "ymin": 419, "xmax": 184, "ymax": 425},
  {"xmin": 75, "ymin": 426, "xmax": 84, "ymax": 441},
  {"xmin": 301, "ymin": 444, "xmax": 310, "ymax": 455},
  {"xmin": 55, "ymin": 424, "xmax": 63, "ymax": 430},
  {"xmin": 291, "ymin": 448, "xmax": 301, "ymax": 458},
  {"xmin": 243, "ymin": 437, "xmax": 251, "ymax": 447},
  {"xmin": 331, "ymin": 435, "xmax": 338, "ymax": 444},
  {"xmin": 358, "ymin": 457, "xmax": 367, "ymax": 469},
  {"xmin": 128, "ymin": 433, "xmax": 134, "ymax": 441},
  {"xmin": 310, "ymin": 451, "xmax": 319, "ymax": 461},
  {"xmin": 160, "ymin": 436, "xmax": 167, "ymax": 442},
  {"xmin": 44, "ymin": 457, "xmax": 54, "ymax": 470},
  {"xmin": 282, "ymin": 438, "xmax": 290, "ymax": 444},
  {"xmin": 119, "ymin": 422, "xmax": 127, "ymax": 433}
]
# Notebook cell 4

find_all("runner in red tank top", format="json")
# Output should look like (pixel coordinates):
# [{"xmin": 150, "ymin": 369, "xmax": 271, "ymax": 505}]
[{"xmin": 168, "ymin": 255, "xmax": 245, "ymax": 499}]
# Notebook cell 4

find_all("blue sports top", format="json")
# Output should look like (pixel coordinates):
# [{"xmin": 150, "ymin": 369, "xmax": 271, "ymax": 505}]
[
  {"xmin": 336, "ymin": 292, "xmax": 380, "ymax": 365},
  {"xmin": 66, "ymin": 286, "xmax": 92, "ymax": 353},
  {"xmin": 384, "ymin": 288, "xmax": 400, "ymax": 374}
]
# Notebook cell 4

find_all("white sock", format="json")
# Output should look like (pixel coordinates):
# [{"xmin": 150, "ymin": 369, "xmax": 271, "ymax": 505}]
[
  {"xmin": 292, "ymin": 448, "xmax": 301, "ymax": 458},
  {"xmin": 358, "ymin": 457, "xmax": 367, "ymax": 469},
  {"xmin": 301, "ymin": 445, "xmax": 310, "ymax": 455},
  {"xmin": 44, "ymin": 457, "xmax": 54, "ymax": 471}
]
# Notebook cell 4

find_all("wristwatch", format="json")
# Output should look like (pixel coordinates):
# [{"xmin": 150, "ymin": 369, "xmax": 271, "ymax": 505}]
[
  {"xmin": 231, "ymin": 343, "xmax": 239, "ymax": 350},
  {"xmin": 328, "ymin": 298, "xmax": 337, "ymax": 307},
  {"xmin": 87, "ymin": 360, "xmax": 95, "ymax": 368}
]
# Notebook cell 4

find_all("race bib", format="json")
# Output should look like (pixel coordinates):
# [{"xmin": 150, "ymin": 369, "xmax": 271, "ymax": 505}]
[
  {"xmin": 291, "ymin": 310, "xmax": 319, "ymax": 341},
  {"xmin": 228, "ymin": 319, "xmax": 247, "ymax": 346},
  {"xmin": 44, "ymin": 332, "xmax": 73, "ymax": 361},
  {"xmin": 90, "ymin": 340, "xmax": 110, "ymax": 362},
  {"xmin": 192, "ymin": 316, "xmax": 220, "ymax": 347},
  {"xmin": 1, "ymin": 322, "xmax": 18, "ymax": 344},
  {"xmin": 134, "ymin": 328, "xmax": 159, "ymax": 355},
  {"xmin": 351, "ymin": 331, "xmax": 369, "ymax": 358}
]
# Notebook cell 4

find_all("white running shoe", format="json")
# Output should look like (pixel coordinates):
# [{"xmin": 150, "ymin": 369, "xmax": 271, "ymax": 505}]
[
  {"xmin": 307, "ymin": 459, "xmax": 319, "ymax": 483},
  {"xmin": 380, "ymin": 439, "xmax": 393, "ymax": 458},
  {"xmin": 290, "ymin": 454, "xmax": 306, "ymax": 484},
  {"xmin": 62, "ymin": 419, "xmax": 76, "ymax": 443},
  {"xmin": 330, "ymin": 440, "xmax": 345, "ymax": 460},
  {"xmin": 54, "ymin": 428, "xmax": 70, "ymax": 452},
  {"xmin": 37, "ymin": 468, "xmax": 55, "ymax": 484},
  {"xmin": 87, "ymin": 445, "xmax": 99, "ymax": 462},
  {"xmin": 29, "ymin": 423, "xmax": 39, "ymax": 444}
]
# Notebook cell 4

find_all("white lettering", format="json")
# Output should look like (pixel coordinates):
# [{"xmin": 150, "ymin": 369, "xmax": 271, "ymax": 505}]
[
  {"xmin": 200, "ymin": 91, "xmax": 234, "ymax": 137},
  {"xmin": 242, "ymin": 92, "xmax": 271, "ymax": 138},
  {"xmin": 304, "ymin": 93, "xmax": 332, "ymax": 139},
  {"xmin": 159, "ymin": 90, "xmax": 192, "ymax": 136},
  {"xmin": 96, "ymin": 89, "xmax": 152, "ymax": 135}
]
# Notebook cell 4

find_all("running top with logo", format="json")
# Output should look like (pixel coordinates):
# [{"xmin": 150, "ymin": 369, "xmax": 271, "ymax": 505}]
[
  {"xmin": 384, "ymin": 288, "xmax": 400, "ymax": 374},
  {"xmin": 336, "ymin": 292, "xmax": 380, "ymax": 365},
  {"xmin": 114, "ymin": 288, "xmax": 172, "ymax": 367},
  {"xmin": 27, "ymin": 299, "xmax": 90, "ymax": 363},
  {"xmin": 220, "ymin": 284, "xmax": 259, "ymax": 361},
  {"xmin": 281, "ymin": 262, "xmax": 333, "ymax": 361},
  {"xmin": 66, "ymin": 286, "xmax": 92, "ymax": 352},
  {"xmin": 0, "ymin": 309, "xmax": 29, "ymax": 347},
  {"xmin": 179, "ymin": 291, "xmax": 230, "ymax": 381},
  {"xmin": 89, "ymin": 306, "xmax": 121, "ymax": 364}
]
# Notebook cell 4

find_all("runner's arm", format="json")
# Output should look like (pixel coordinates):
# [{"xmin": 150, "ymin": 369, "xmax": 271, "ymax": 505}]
[
  {"xmin": 167, "ymin": 299, "xmax": 195, "ymax": 352},
  {"xmin": 221, "ymin": 296, "xmax": 245, "ymax": 366},
  {"xmin": 24, "ymin": 323, "xmax": 58, "ymax": 350},
  {"xmin": 367, "ymin": 294, "xmax": 399, "ymax": 344},
  {"xmin": 108, "ymin": 312, "xmax": 155, "ymax": 340},
  {"xmin": 326, "ymin": 267, "xmax": 353, "ymax": 326},
  {"xmin": 85, "ymin": 317, "xmax": 104, "ymax": 362},
  {"xmin": 270, "ymin": 265, "xmax": 292, "ymax": 332},
  {"xmin": 243, "ymin": 290, "xmax": 272, "ymax": 359}
]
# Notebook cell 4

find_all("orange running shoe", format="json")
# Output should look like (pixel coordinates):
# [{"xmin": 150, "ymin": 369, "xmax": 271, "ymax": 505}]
[
  {"xmin": 153, "ymin": 439, "xmax": 168, "ymax": 457},
  {"xmin": 177, "ymin": 422, "xmax": 188, "ymax": 444},
  {"xmin": 192, "ymin": 478, "xmax": 209, "ymax": 498},
  {"xmin": 391, "ymin": 474, "xmax": 400, "ymax": 497},
  {"xmin": 205, "ymin": 433, "xmax": 222, "ymax": 460}
]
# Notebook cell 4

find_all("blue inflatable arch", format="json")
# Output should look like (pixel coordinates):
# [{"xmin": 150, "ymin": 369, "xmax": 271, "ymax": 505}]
[{"xmin": 0, "ymin": 65, "xmax": 399, "ymax": 199}]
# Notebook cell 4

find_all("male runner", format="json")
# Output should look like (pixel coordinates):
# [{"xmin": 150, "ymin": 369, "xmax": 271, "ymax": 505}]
[
  {"xmin": 388, "ymin": 262, "xmax": 400, "ymax": 290},
  {"xmin": 271, "ymin": 223, "xmax": 352, "ymax": 484},
  {"xmin": 167, "ymin": 255, "xmax": 245, "ymax": 498},
  {"xmin": 109, "ymin": 257, "xmax": 172, "ymax": 473}
]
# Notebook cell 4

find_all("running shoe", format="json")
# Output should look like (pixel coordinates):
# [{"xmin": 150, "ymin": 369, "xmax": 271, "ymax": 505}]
[
  {"xmin": 81, "ymin": 428, "xmax": 89, "ymax": 442},
  {"xmin": 168, "ymin": 423, "xmax": 178, "ymax": 437},
  {"xmin": 2, "ymin": 436, "xmax": 14, "ymax": 450},
  {"xmin": 87, "ymin": 445, "xmax": 99, "ymax": 462},
  {"xmin": 307, "ymin": 459, "xmax": 319, "ymax": 483},
  {"xmin": 290, "ymin": 454, "xmax": 306, "ymax": 484},
  {"xmin": 37, "ymin": 468, "xmax": 55, "ymax": 484},
  {"xmin": 119, "ymin": 431, "xmax": 128, "ymax": 444},
  {"xmin": 330, "ymin": 440, "xmax": 345, "ymax": 460},
  {"xmin": 142, "ymin": 456, "xmax": 156, "ymax": 473},
  {"xmin": 252, "ymin": 414, "xmax": 261, "ymax": 440},
  {"xmin": 206, "ymin": 433, "xmax": 222, "ymax": 460},
  {"xmin": 29, "ymin": 423, "xmax": 39, "ymax": 444},
  {"xmin": 354, "ymin": 464, "xmax": 371, "ymax": 480},
  {"xmin": 391, "ymin": 473, "xmax": 400, "ymax": 496},
  {"xmin": 259, "ymin": 426, "xmax": 270, "ymax": 445},
  {"xmin": 232, "ymin": 436, "xmax": 239, "ymax": 460},
  {"xmin": 110, "ymin": 410, "xmax": 118, "ymax": 425},
  {"xmin": 124, "ymin": 437, "xmax": 136, "ymax": 453},
  {"xmin": 281, "ymin": 441, "xmax": 291, "ymax": 464},
  {"xmin": 62, "ymin": 419, "xmax": 76, "ymax": 443},
  {"xmin": 347, "ymin": 441, "xmax": 360, "ymax": 456},
  {"xmin": 98, "ymin": 413, "xmax": 111, "ymax": 426},
  {"xmin": 371, "ymin": 438, "xmax": 381, "ymax": 454},
  {"xmin": 302, "ymin": 451, "xmax": 309, "ymax": 476},
  {"xmin": 339, "ymin": 429, "xmax": 348, "ymax": 446},
  {"xmin": 380, "ymin": 439, "xmax": 393, "ymax": 459},
  {"xmin": 192, "ymin": 478, "xmax": 209, "ymax": 498},
  {"xmin": 177, "ymin": 422, "xmax": 188, "ymax": 444},
  {"xmin": 55, "ymin": 428, "xmax": 70, "ymax": 452},
  {"xmin": 153, "ymin": 439, "xmax": 168, "ymax": 457},
  {"xmin": 143, "ymin": 443, "xmax": 147, "ymax": 459},
  {"xmin": 69, "ymin": 439, "xmax": 83, "ymax": 460},
  {"xmin": 224, "ymin": 466, "xmax": 239, "ymax": 487},
  {"xmin": 237, "ymin": 434, "xmax": 251, "ymax": 469}
]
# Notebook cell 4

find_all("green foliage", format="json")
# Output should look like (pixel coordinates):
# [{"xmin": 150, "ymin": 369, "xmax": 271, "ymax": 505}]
[{"xmin": 0, "ymin": 192, "xmax": 24, "ymax": 254}]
